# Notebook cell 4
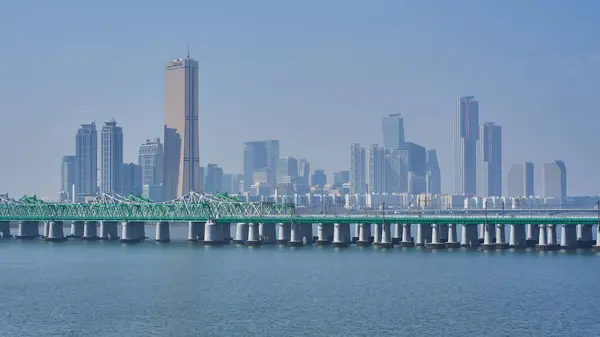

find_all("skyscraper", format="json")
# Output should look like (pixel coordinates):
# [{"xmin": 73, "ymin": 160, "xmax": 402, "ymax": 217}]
[
  {"xmin": 138, "ymin": 138, "xmax": 164, "ymax": 201},
  {"xmin": 404, "ymin": 141, "xmax": 426, "ymax": 194},
  {"xmin": 367, "ymin": 144, "xmax": 385, "ymax": 194},
  {"xmin": 163, "ymin": 54, "xmax": 200, "ymax": 200},
  {"xmin": 61, "ymin": 155, "xmax": 76, "ymax": 202},
  {"xmin": 75, "ymin": 122, "xmax": 97, "ymax": 202},
  {"xmin": 276, "ymin": 156, "xmax": 299, "ymax": 184},
  {"xmin": 507, "ymin": 162, "xmax": 534, "ymax": 197},
  {"xmin": 477, "ymin": 122, "xmax": 502, "ymax": 197},
  {"xmin": 454, "ymin": 96, "xmax": 479, "ymax": 195},
  {"xmin": 333, "ymin": 170, "xmax": 350, "ymax": 189},
  {"xmin": 311, "ymin": 169, "xmax": 327, "ymax": 188},
  {"xmin": 426, "ymin": 149, "xmax": 441, "ymax": 195},
  {"xmin": 100, "ymin": 119, "xmax": 123, "ymax": 194},
  {"xmin": 350, "ymin": 143, "xmax": 366, "ymax": 194},
  {"xmin": 243, "ymin": 140, "xmax": 280, "ymax": 191},
  {"xmin": 543, "ymin": 160, "xmax": 567, "ymax": 206},
  {"xmin": 205, "ymin": 164, "xmax": 224, "ymax": 193},
  {"xmin": 121, "ymin": 163, "xmax": 142, "ymax": 196},
  {"xmin": 382, "ymin": 113, "xmax": 405, "ymax": 150},
  {"xmin": 384, "ymin": 149, "xmax": 409, "ymax": 193}
]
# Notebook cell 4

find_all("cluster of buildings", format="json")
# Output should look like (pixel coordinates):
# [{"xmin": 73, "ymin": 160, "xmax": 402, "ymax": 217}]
[{"xmin": 59, "ymin": 53, "xmax": 570, "ymax": 209}]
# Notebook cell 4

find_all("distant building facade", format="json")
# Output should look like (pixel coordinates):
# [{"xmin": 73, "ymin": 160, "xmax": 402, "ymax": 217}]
[
  {"xmin": 75, "ymin": 122, "xmax": 98, "ymax": 202},
  {"xmin": 507, "ymin": 162, "xmax": 534, "ymax": 197}
]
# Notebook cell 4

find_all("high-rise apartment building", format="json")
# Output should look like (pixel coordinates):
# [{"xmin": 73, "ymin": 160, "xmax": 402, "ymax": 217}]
[
  {"xmin": 276, "ymin": 156, "xmax": 299, "ymax": 184},
  {"xmin": 543, "ymin": 160, "xmax": 567, "ymax": 205},
  {"xmin": 382, "ymin": 113, "xmax": 405, "ymax": 150},
  {"xmin": 350, "ymin": 143, "xmax": 366, "ymax": 194},
  {"xmin": 404, "ymin": 141, "xmax": 426, "ymax": 194},
  {"xmin": 243, "ymin": 140, "xmax": 280, "ymax": 191},
  {"xmin": 477, "ymin": 122, "xmax": 502, "ymax": 197},
  {"xmin": 426, "ymin": 149, "xmax": 441, "ymax": 195},
  {"xmin": 138, "ymin": 138, "xmax": 164, "ymax": 201},
  {"xmin": 384, "ymin": 149, "xmax": 409, "ymax": 193},
  {"xmin": 221, "ymin": 174, "xmax": 242, "ymax": 194},
  {"xmin": 75, "ymin": 122, "xmax": 97, "ymax": 202},
  {"xmin": 454, "ymin": 96, "xmax": 479, "ymax": 195},
  {"xmin": 100, "ymin": 119, "xmax": 123, "ymax": 194},
  {"xmin": 333, "ymin": 170, "xmax": 350, "ymax": 189},
  {"xmin": 163, "ymin": 55, "xmax": 200, "ymax": 200},
  {"xmin": 311, "ymin": 169, "xmax": 327, "ymax": 188},
  {"xmin": 205, "ymin": 164, "xmax": 224, "ymax": 193},
  {"xmin": 367, "ymin": 144, "xmax": 385, "ymax": 194},
  {"xmin": 507, "ymin": 162, "xmax": 534, "ymax": 197},
  {"xmin": 121, "ymin": 163, "xmax": 142, "ymax": 196},
  {"xmin": 61, "ymin": 155, "xmax": 76, "ymax": 202}
]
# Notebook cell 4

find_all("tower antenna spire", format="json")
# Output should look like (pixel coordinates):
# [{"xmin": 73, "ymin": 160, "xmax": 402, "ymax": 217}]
[{"xmin": 186, "ymin": 45, "xmax": 190, "ymax": 59}]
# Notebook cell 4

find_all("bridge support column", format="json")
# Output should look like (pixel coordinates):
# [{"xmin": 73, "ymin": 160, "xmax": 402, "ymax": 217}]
[
  {"xmin": 222, "ymin": 223, "xmax": 232, "ymax": 243},
  {"xmin": 509, "ymin": 224, "xmax": 526, "ymax": 248},
  {"xmin": 495, "ymin": 225, "xmax": 508, "ymax": 249},
  {"xmin": 356, "ymin": 223, "xmax": 370, "ymax": 246},
  {"xmin": 446, "ymin": 224, "xmax": 460, "ymax": 248},
  {"xmin": 246, "ymin": 223, "xmax": 261, "ymax": 246},
  {"xmin": 82, "ymin": 221, "xmax": 99, "ymax": 240},
  {"xmin": 392, "ymin": 224, "xmax": 401, "ymax": 244},
  {"xmin": 546, "ymin": 224, "xmax": 558, "ymax": 249},
  {"xmin": 561, "ymin": 225, "xmax": 577, "ymax": 249},
  {"xmin": 155, "ymin": 222, "xmax": 170, "ymax": 242},
  {"xmin": 120, "ymin": 222, "xmax": 140, "ymax": 243},
  {"xmin": 460, "ymin": 224, "xmax": 473, "ymax": 247},
  {"xmin": 373, "ymin": 224, "xmax": 382, "ymax": 244},
  {"xmin": 376, "ymin": 223, "xmax": 393, "ymax": 248},
  {"xmin": 138, "ymin": 222, "xmax": 147, "ymax": 240},
  {"xmin": 481, "ymin": 224, "xmax": 495, "ymax": 250},
  {"xmin": 352, "ymin": 224, "xmax": 359, "ymax": 243},
  {"xmin": 187, "ymin": 222, "xmax": 204, "ymax": 241},
  {"xmin": 316, "ymin": 223, "xmax": 331, "ymax": 245},
  {"xmin": 42, "ymin": 221, "xmax": 49, "ymax": 238},
  {"xmin": 416, "ymin": 224, "xmax": 425, "ymax": 247},
  {"xmin": 594, "ymin": 225, "xmax": 600, "ymax": 251},
  {"xmin": 478, "ymin": 224, "xmax": 484, "ymax": 243},
  {"xmin": 0, "ymin": 221, "xmax": 11, "ymax": 238},
  {"xmin": 100, "ymin": 221, "xmax": 119, "ymax": 240},
  {"xmin": 202, "ymin": 221, "xmax": 223, "ymax": 245},
  {"xmin": 276, "ymin": 223, "xmax": 290, "ymax": 244},
  {"xmin": 428, "ymin": 224, "xmax": 445, "ymax": 248},
  {"xmin": 303, "ymin": 224, "xmax": 314, "ymax": 244},
  {"xmin": 259, "ymin": 223, "xmax": 276, "ymax": 244},
  {"xmin": 399, "ymin": 224, "xmax": 413, "ymax": 247},
  {"xmin": 536, "ymin": 224, "xmax": 556, "ymax": 251},
  {"xmin": 16, "ymin": 221, "xmax": 39, "ymax": 239},
  {"xmin": 288, "ymin": 223, "xmax": 303, "ymax": 246},
  {"xmin": 68, "ymin": 221, "xmax": 84, "ymax": 238},
  {"xmin": 526, "ymin": 224, "xmax": 539, "ymax": 247},
  {"xmin": 578, "ymin": 224, "xmax": 594, "ymax": 248},
  {"xmin": 333, "ymin": 223, "xmax": 350, "ymax": 247},
  {"xmin": 45, "ymin": 221, "xmax": 66, "ymax": 242},
  {"xmin": 233, "ymin": 223, "xmax": 248, "ymax": 244}
]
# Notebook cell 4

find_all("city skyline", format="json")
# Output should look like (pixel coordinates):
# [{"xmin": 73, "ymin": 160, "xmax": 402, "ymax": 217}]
[{"xmin": 1, "ymin": 1, "xmax": 598, "ymax": 198}]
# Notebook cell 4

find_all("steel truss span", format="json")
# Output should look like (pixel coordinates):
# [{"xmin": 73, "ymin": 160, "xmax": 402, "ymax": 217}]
[{"xmin": 1, "ymin": 193, "xmax": 599, "ymax": 225}]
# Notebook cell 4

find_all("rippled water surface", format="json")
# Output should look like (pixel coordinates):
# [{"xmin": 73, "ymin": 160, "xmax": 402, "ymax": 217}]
[{"xmin": 1, "ymin": 226, "xmax": 599, "ymax": 337}]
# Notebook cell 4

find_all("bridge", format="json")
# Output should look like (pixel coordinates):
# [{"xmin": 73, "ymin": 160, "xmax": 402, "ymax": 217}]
[{"xmin": 0, "ymin": 192, "xmax": 599, "ymax": 251}]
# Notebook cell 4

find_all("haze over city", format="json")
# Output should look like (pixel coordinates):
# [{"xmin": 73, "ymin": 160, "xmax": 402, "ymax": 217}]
[{"xmin": 0, "ymin": 0, "xmax": 598, "ymax": 198}]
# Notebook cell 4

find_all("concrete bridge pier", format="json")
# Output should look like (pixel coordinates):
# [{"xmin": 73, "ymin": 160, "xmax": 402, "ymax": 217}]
[
  {"xmin": 399, "ymin": 224, "xmax": 414, "ymax": 247},
  {"xmin": 495, "ymin": 225, "xmax": 508, "ymax": 249},
  {"xmin": 415, "ymin": 224, "xmax": 425, "ymax": 246},
  {"xmin": 233, "ymin": 223, "xmax": 248, "ymax": 244},
  {"xmin": 288, "ymin": 223, "xmax": 303, "ymax": 246},
  {"xmin": 187, "ymin": 222, "xmax": 204, "ymax": 241},
  {"xmin": 43, "ymin": 221, "xmax": 49, "ymax": 238},
  {"xmin": 303, "ymin": 224, "xmax": 314, "ymax": 244},
  {"xmin": 316, "ymin": 223, "xmax": 332, "ymax": 245},
  {"xmin": 376, "ymin": 223, "xmax": 393, "ymax": 248},
  {"xmin": 526, "ymin": 224, "xmax": 539, "ymax": 247},
  {"xmin": 259, "ymin": 223, "xmax": 277, "ymax": 244},
  {"xmin": 577, "ymin": 224, "xmax": 594, "ymax": 248},
  {"xmin": 246, "ymin": 223, "xmax": 261, "ymax": 246},
  {"xmin": 100, "ymin": 221, "xmax": 119, "ymax": 240},
  {"xmin": 138, "ymin": 222, "xmax": 147, "ymax": 240},
  {"xmin": 82, "ymin": 221, "xmax": 99, "ymax": 241},
  {"xmin": 276, "ymin": 223, "xmax": 290, "ymax": 244},
  {"xmin": 0, "ymin": 221, "xmax": 11, "ymax": 238},
  {"xmin": 478, "ymin": 224, "xmax": 484, "ymax": 243},
  {"xmin": 120, "ymin": 222, "xmax": 140, "ymax": 243},
  {"xmin": 373, "ymin": 224, "xmax": 382, "ymax": 245},
  {"xmin": 68, "ymin": 221, "xmax": 84, "ymax": 238},
  {"xmin": 45, "ymin": 221, "xmax": 67, "ymax": 242},
  {"xmin": 428, "ymin": 224, "xmax": 445, "ymax": 248},
  {"xmin": 446, "ymin": 224, "xmax": 460, "ymax": 248},
  {"xmin": 594, "ymin": 225, "xmax": 600, "ymax": 251},
  {"xmin": 460, "ymin": 224, "xmax": 471, "ymax": 247},
  {"xmin": 546, "ymin": 224, "xmax": 558, "ymax": 249},
  {"xmin": 439, "ymin": 224, "xmax": 448, "ymax": 243},
  {"xmin": 481, "ymin": 224, "xmax": 495, "ymax": 250},
  {"xmin": 333, "ymin": 223, "xmax": 350, "ymax": 247},
  {"xmin": 155, "ymin": 222, "xmax": 170, "ymax": 242},
  {"xmin": 352, "ymin": 224, "xmax": 359, "ymax": 243},
  {"xmin": 392, "ymin": 224, "xmax": 401, "ymax": 245},
  {"xmin": 356, "ymin": 224, "xmax": 371, "ymax": 246},
  {"xmin": 16, "ymin": 221, "xmax": 39, "ymax": 239},
  {"xmin": 222, "ymin": 223, "xmax": 232, "ymax": 243},
  {"xmin": 509, "ymin": 224, "xmax": 526, "ymax": 248},
  {"xmin": 560, "ymin": 224, "xmax": 577, "ymax": 249},
  {"xmin": 202, "ymin": 221, "xmax": 224, "ymax": 245},
  {"xmin": 536, "ymin": 224, "xmax": 552, "ymax": 250}
]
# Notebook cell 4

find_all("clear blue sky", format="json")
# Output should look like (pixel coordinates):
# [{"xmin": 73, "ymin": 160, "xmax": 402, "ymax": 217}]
[{"xmin": 0, "ymin": 0, "xmax": 598, "ymax": 198}]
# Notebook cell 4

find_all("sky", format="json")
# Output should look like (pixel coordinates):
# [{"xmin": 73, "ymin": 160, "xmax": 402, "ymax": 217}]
[{"xmin": 0, "ymin": 0, "xmax": 599, "ymax": 199}]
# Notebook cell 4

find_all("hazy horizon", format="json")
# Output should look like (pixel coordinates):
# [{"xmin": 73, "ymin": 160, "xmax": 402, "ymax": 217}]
[{"xmin": 1, "ymin": 0, "xmax": 598, "ymax": 198}]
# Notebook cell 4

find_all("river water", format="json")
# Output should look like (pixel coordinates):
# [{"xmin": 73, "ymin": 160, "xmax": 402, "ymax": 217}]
[{"xmin": 0, "ymin": 225, "xmax": 598, "ymax": 336}]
